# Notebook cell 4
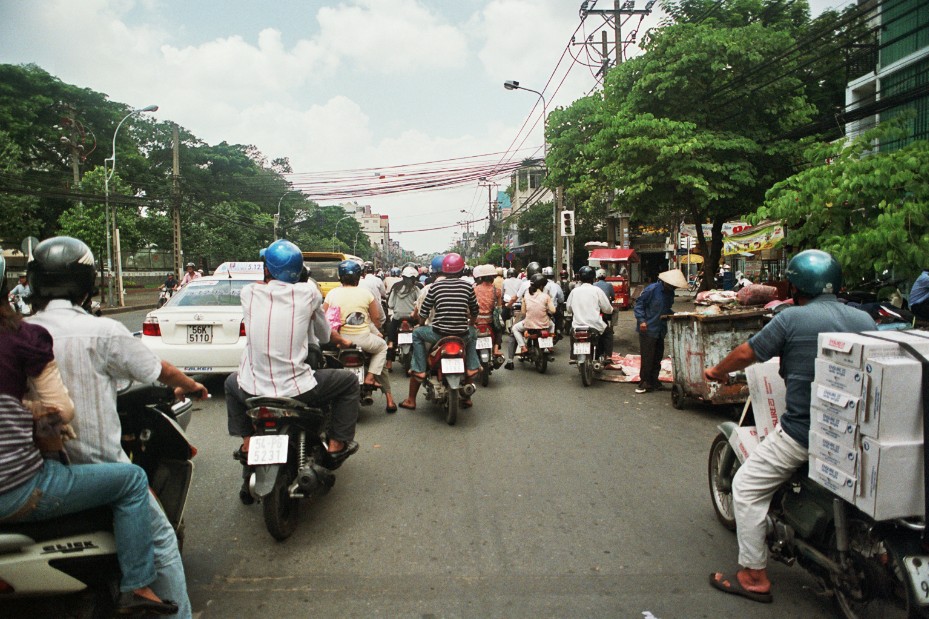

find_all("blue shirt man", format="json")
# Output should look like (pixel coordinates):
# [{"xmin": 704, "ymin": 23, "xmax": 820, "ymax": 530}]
[
  {"xmin": 910, "ymin": 270, "xmax": 929, "ymax": 320},
  {"xmin": 633, "ymin": 270, "xmax": 687, "ymax": 392}
]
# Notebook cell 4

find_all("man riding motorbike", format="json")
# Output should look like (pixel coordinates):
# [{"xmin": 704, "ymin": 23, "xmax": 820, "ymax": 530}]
[
  {"xmin": 399, "ymin": 253, "xmax": 480, "ymax": 410},
  {"xmin": 385, "ymin": 266, "xmax": 422, "ymax": 372},
  {"xmin": 566, "ymin": 266, "xmax": 614, "ymax": 361},
  {"xmin": 704, "ymin": 250, "xmax": 876, "ymax": 603}
]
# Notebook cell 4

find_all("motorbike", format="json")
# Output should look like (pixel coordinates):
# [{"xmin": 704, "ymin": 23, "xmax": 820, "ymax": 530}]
[
  {"xmin": 241, "ymin": 395, "xmax": 343, "ymax": 541},
  {"xmin": 0, "ymin": 383, "xmax": 195, "ymax": 617},
  {"xmin": 394, "ymin": 314, "xmax": 416, "ymax": 374},
  {"xmin": 421, "ymin": 336, "xmax": 475, "ymax": 426},
  {"xmin": 517, "ymin": 327, "xmax": 554, "ymax": 374},
  {"xmin": 570, "ymin": 326, "xmax": 603, "ymax": 387},
  {"xmin": 8, "ymin": 292, "xmax": 30, "ymax": 315},
  {"xmin": 157, "ymin": 285, "xmax": 175, "ymax": 308},
  {"xmin": 709, "ymin": 403, "xmax": 929, "ymax": 618},
  {"xmin": 322, "ymin": 344, "xmax": 378, "ymax": 407},
  {"xmin": 474, "ymin": 321, "xmax": 503, "ymax": 387}
]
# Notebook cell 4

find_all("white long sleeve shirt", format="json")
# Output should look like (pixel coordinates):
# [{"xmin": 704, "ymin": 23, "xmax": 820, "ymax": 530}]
[{"xmin": 566, "ymin": 283, "xmax": 612, "ymax": 332}]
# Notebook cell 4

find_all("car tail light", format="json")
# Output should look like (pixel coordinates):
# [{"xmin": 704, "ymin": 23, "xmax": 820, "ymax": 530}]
[
  {"xmin": 142, "ymin": 317, "xmax": 161, "ymax": 337},
  {"xmin": 443, "ymin": 341, "xmax": 463, "ymax": 356},
  {"xmin": 239, "ymin": 321, "xmax": 246, "ymax": 337}
]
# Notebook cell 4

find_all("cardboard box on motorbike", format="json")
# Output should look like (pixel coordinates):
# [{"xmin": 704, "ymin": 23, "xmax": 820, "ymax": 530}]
[
  {"xmin": 728, "ymin": 426, "xmax": 760, "ymax": 463},
  {"xmin": 745, "ymin": 359, "xmax": 784, "ymax": 438},
  {"xmin": 857, "ymin": 436, "xmax": 925, "ymax": 520},
  {"xmin": 809, "ymin": 430, "xmax": 858, "ymax": 477},
  {"xmin": 862, "ymin": 356, "xmax": 924, "ymax": 442},
  {"xmin": 811, "ymin": 407, "xmax": 859, "ymax": 450},
  {"xmin": 818, "ymin": 331, "xmax": 929, "ymax": 369},
  {"xmin": 814, "ymin": 359, "xmax": 865, "ymax": 396}
]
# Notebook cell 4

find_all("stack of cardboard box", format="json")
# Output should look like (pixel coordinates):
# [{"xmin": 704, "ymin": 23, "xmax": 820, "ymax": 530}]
[{"xmin": 809, "ymin": 330, "xmax": 929, "ymax": 520}]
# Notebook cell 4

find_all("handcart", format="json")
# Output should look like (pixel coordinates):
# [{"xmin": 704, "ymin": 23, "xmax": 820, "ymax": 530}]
[{"xmin": 665, "ymin": 309, "xmax": 768, "ymax": 409}]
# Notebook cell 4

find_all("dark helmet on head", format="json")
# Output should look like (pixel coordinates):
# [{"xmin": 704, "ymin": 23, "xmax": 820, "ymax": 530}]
[
  {"xmin": 442, "ymin": 253, "xmax": 465, "ymax": 275},
  {"xmin": 28, "ymin": 236, "xmax": 97, "ymax": 301},
  {"xmin": 362, "ymin": 261, "xmax": 374, "ymax": 274},
  {"xmin": 338, "ymin": 259, "xmax": 363, "ymax": 282},
  {"xmin": 264, "ymin": 239, "xmax": 304, "ymax": 283},
  {"xmin": 786, "ymin": 250, "xmax": 842, "ymax": 297},
  {"xmin": 526, "ymin": 261, "xmax": 542, "ymax": 278},
  {"xmin": 529, "ymin": 273, "xmax": 547, "ymax": 290},
  {"xmin": 506, "ymin": 268, "xmax": 516, "ymax": 278},
  {"xmin": 578, "ymin": 265, "xmax": 596, "ymax": 283}
]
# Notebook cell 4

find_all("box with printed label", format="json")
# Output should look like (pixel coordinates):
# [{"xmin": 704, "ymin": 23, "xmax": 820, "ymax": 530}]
[
  {"xmin": 818, "ymin": 332, "xmax": 929, "ymax": 369},
  {"xmin": 856, "ymin": 436, "xmax": 924, "ymax": 521},
  {"xmin": 809, "ymin": 430, "xmax": 858, "ymax": 477},
  {"xmin": 746, "ymin": 359, "xmax": 784, "ymax": 438},
  {"xmin": 812, "ymin": 407, "xmax": 858, "ymax": 450},
  {"xmin": 728, "ymin": 426, "xmax": 760, "ymax": 464},
  {"xmin": 862, "ymin": 357, "xmax": 924, "ymax": 441},
  {"xmin": 809, "ymin": 457, "xmax": 857, "ymax": 503},
  {"xmin": 810, "ymin": 384, "xmax": 862, "ymax": 423},
  {"xmin": 814, "ymin": 359, "xmax": 866, "ymax": 397}
]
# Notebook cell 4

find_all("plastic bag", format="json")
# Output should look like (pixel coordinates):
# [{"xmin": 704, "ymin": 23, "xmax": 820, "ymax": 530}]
[
  {"xmin": 736, "ymin": 284, "xmax": 778, "ymax": 306},
  {"xmin": 325, "ymin": 305, "xmax": 342, "ymax": 331}
]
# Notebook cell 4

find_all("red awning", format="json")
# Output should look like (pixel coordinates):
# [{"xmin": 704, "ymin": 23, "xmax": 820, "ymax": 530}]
[{"xmin": 588, "ymin": 248, "xmax": 639, "ymax": 263}]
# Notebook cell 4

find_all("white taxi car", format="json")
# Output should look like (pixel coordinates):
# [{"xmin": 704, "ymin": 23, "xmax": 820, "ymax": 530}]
[{"xmin": 140, "ymin": 262, "xmax": 263, "ymax": 374}]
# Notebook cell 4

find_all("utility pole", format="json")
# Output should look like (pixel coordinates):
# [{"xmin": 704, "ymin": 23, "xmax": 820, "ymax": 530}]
[
  {"xmin": 577, "ymin": 0, "xmax": 656, "ymax": 73},
  {"xmin": 172, "ymin": 124, "xmax": 183, "ymax": 278},
  {"xmin": 554, "ymin": 187, "xmax": 564, "ymax": 283}
]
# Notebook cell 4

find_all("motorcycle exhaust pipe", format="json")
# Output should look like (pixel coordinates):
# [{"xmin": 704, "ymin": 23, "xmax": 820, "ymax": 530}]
[
  {"xmin": 297, "ymin": 463, "xmax": 335, "ymax": 494},
  {"xmin": 461, "ymin": 383, "xmax": 476, "ymax": 397},
  {"xmin": 592, "ymin": 360, "xmax": 603, "ymax": 372}
]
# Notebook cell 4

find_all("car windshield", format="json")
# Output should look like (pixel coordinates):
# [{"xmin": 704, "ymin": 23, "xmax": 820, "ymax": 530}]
[
  {"xmin": 165, "ymin": 279, "xmax": 259, "ymax": 308},
  {"xmin": 304, "ymin": 261, "xmax": 340, "ymax": 281}
]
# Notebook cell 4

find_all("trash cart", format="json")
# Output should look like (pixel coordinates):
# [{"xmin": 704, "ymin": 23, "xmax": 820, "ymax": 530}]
[{"xmin": 665, "ymin": 309, "xmax": 768, "ymax": 410}]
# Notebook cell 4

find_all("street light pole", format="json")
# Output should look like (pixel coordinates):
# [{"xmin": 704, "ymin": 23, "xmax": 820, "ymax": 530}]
[
  {"xmin": 104, "ymin": 104, "xmax": 158, "ymax": 307},
  {"xmin": 331, "ymin": 215, "xmax": 353, "ymax": 252},
  {"xmin": 274, "ymin": 191, "xmax": 289, "ymax": 239},
  {"xmin": 504, "ymin": 80, "xmax": 556, "ymax": 268}
]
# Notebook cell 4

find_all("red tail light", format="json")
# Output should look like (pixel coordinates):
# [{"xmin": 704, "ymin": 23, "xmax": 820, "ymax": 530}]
[
  {"xmin": 400, "ymin": 321, "xmax": 413, "ymax": 332},
  {"xmin": 0, "ymin": 578, "xmax": 15, "ymax": 594},
  {"xmin": 142, "ymin": 318, "xmax": 161, "ymax": 337},
  {"xmin": 341, "ymin": 352, "xmax": 364, "ymax": 368},
  {"xmin": 478, "ymin": 325, "xmax": 492, "ymax": 335},
  {"xmin": 257, "ymin": 407, "xmax": 274, "ymax": 419},
  {"xmin": 574, "ymin": 330, "xmax": 590, "ymax": 342},
  {"xmin": 540, "ymin": 330, "xmax": 550, "ymax": 338},
  {"xmin": 443, "ymin": 341, "xmax": 463, "ymax": 356},
  {"xmin": 239, "ymin": 321, "xmax": 246, "ymax": 337}
]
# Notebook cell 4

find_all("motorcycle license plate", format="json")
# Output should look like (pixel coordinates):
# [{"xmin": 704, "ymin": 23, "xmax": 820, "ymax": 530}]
[
  {"xmin": 398, "ymin": 332, "xmax": 413, "ymax": 344},
  {"xmin": 904, "ymin": 556, "xmax": 929, "ymax": 605},
  {"xmin": 539, "ymin": 337, "xmax": 554, "ymax": 349},
  {"xmin": 187, "ymin": 324, "xmax": 212, "ymax": 343},
  {"xmin": 349, "ymin": 366, "xmax": 365, "ymax": 384},
  {"xmin": 247, "ymin": 435, "xmax": 289, "ymax": 465},
  {"xmin": 441, "ymin": 358, "xmax": 465, "ymax": 374},
  {"xmin": 574, "ymin": 342, "xmax": 591, "ymax": 355},
  {"xmin": 476, "ymin": 336, "xmax": 493, "ymax": 350}
]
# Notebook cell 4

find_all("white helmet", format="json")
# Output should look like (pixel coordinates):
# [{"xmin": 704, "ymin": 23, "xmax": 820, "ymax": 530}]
[
  {"xmin": 473, "ymin": 264, "xmax": 496, "ymax": 278},
  {"xmin": 541, "ymin": 266, "xmax": 554, "ymax": 277},
  {"xmin": 596, "ymin": 268, "xmax": 606, "ymax": 279},
  {"xmin": 401, "ymin": 266, "xmax": 418, "ymax": 278}
]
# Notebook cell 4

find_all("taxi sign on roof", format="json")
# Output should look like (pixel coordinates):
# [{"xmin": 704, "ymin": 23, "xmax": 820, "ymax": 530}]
[{"xmin": 213, "ymin": 262, "xmax": 264, "ymax": 275}]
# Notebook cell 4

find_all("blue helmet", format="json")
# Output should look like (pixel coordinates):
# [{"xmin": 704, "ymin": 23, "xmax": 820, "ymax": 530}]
[
  {"xmin": 786, "ymin": 249, "xmax": 842, "ymax": 297},
  {"xmin": 338, "ymin": 260, "xmax": 362, "ymax": 279},
  {"xmin": 264, "ymin": 239, "xmax": 303, "ymax": 283},
  {"xmin": 430, "ymin": 254, "xmax": 446, "ymax": 274}
]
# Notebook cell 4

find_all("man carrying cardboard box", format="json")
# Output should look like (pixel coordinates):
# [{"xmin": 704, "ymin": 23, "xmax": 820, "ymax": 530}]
[{"xmin": 704, "ymin": 250, "xmax": 875, "ymax": 604}]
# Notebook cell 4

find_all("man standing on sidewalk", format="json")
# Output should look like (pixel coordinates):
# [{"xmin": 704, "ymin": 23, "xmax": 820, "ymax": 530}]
[{"xmin": 633, "ymin": 268, "xmax": 687, "ymax": 393}]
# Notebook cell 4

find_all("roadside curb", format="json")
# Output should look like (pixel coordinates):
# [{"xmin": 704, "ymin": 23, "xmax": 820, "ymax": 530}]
[{"xmin": 100, "ymin": 304, "xmax": 153, "ymax": 316}]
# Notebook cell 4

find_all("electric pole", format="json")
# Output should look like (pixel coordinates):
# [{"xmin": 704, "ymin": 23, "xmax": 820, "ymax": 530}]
[
  {"xmin": 576, "ymin": 0, "xmax": 656, "ymax": 74},
  {"xmin": 172, "ymin": 124, "xmax": 183, "ymax": 278}
]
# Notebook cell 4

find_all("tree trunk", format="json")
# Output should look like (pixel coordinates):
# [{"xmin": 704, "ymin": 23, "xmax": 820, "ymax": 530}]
[
  {"xmin": 706, "ymin": 216, "xmax": 725, "ymax": 291},
  {"xmin": 690, "ymin": 205, "xmax": 711, "ymax": 292}
]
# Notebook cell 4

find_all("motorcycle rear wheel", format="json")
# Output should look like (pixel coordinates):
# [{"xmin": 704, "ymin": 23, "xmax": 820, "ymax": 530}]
[
  {"xmin": 480, "ymin": 367, "xmax": 489, "ymax": 387},
  {"xmin": 580, "ymin": 360, "xmax": 593, "ymax": 387},
  {"xmin": 535, "ymin": 350, "xmax": 547, "ymax": 374},
  {"xmin": 832, "ymin": 520, "xmax": 926, "ymax": 619},
  {"xmin": 263, "ymin": 465, "xmax": 300, "ymax": 541},
  {"xmin": 446, "ymin": 389, "xmax": 459, "ymax": 426},
  {"xmin": 708, "ymin": 433, "xmax": 737, "ymax": 531}
]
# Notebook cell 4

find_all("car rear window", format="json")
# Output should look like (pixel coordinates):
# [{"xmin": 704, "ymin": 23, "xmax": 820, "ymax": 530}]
[
  {"xmin": 304, "ymin": 261, "xmax": 340, "ymax": 281},
  {"xmin": 166, "ymin": 280, "xmax": 259, "ymax": 308}
]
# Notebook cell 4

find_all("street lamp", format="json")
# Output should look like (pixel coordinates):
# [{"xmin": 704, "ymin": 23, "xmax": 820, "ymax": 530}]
[
  {"xmin": 331, "ymin": 215, "xmax": 353, "ymax": 252},
  {"xmin": 104, "ymin": 104, "xmax": 158, "ymax": 307},
  {"xmin": 504, "ymin": 80, "xmax": 555, "ymax": 265}
]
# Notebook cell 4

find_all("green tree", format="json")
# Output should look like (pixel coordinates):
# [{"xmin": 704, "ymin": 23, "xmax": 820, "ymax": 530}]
[
  {"xmin": 480, "ymin": 243, "xmax": 505, "ymax": 265},
  {"xmin": 754, "ymin": 126, "xmax": 929, "ymax": 283},
  {"xmin": 0, "ymin": 130, "xmax": 42, "ymax": 242}
]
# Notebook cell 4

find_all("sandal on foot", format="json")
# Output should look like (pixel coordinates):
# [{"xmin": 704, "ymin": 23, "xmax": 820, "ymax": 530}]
[
  {"xmin": 398, "ymin": 400, "xmax": 416, "ymax": 410},
  {"xmin": 115, "ymin": 592, "xmax": 179, "ymax": 616},
  {"xmin": 460, "ymin": 398, "xmax": 473, "ymax": 408},
  {"xmin": 385, "ymin": 404, "xmax": 398, "ymax": 413},
  {"xmin": 709, "ymin": 572, "xmax": 772, "ymax": 603}
]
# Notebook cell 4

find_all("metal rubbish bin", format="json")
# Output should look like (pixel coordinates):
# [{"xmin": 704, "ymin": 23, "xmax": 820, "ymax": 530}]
[{"xmin": 665, "ymin": 309, "xmax": 768, "ymax": 409}]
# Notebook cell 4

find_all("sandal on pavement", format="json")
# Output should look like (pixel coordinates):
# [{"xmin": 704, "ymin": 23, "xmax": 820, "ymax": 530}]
[
  {"xmin": 709, "ymin": 572, "xmax": 772, "ymax": 603},
  {"xmin": 115, "ymin": 592, "xmax": 179, "ymax": 616}
]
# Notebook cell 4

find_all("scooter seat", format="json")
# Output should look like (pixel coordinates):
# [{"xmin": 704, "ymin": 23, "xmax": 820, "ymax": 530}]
[
  {"xmin": 246, "ymin": 396, "xmax": 316, "ymax": 412},
  {"xmin": 0, "ymin": 506, "xmax": 112, "ymax": 543}
]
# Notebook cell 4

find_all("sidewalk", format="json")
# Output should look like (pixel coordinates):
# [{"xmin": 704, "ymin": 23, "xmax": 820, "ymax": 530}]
[{"xmin": 98, "ymin": 287, "xmax": 160, "ymax": 316}]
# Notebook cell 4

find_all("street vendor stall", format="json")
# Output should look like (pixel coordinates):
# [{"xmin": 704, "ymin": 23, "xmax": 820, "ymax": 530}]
[
  {"xmin": 588, "ymin": 248, "xmax": 639, "ymax": 311},
  {"xmin": 666, "ymin": 308, "xmax": 769, "ymax": 409}
]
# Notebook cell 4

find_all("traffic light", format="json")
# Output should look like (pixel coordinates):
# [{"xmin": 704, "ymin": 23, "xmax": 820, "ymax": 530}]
[{"xmin": 561, "ymin": 210, "xmax": 575, "ymax": 237}]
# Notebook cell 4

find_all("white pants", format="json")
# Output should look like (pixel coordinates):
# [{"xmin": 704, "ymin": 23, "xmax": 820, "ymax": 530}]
[
  {"xmin": 344, "ymin": 330, "xmax": 388, "ymax": 379},
  {"xmin": 512, "ymin": 320, "xmax": 554, "ymax": 349},
  {"xmin": 732, "ymin": 426, "xmax": 808, "ymax": 569}
]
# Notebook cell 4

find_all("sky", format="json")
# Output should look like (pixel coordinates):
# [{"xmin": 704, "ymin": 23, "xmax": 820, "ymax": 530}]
[{"xmin": 0, "ymin": 0, "xmax": 845, "ymax": 255}]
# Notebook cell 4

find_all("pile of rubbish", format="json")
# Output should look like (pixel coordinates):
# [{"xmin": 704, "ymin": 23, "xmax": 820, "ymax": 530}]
[{"xmin": 694, "ymin": 284, "xmax": 782, "ymax": 315}]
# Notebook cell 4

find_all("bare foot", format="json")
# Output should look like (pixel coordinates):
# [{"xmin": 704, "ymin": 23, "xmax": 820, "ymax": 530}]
[
  {"xmin": 327, "ymin": 439, "xmax": 345, "ymax": 453},
  {"xmin": 738, "ymin": 568, "xmax": 771, "ymax": 593}
]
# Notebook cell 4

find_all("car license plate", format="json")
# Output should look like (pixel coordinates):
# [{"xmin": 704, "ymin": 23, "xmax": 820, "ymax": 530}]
[
  {"xmin": 476, "ymin": 336, "xmax": 493, "ymax": 350},
  {"xmin": 349, "ymin": 366, "xmax": 365, "ymax": 384},
  {"xmin": 539, "ymin": 337, "xmax": 554, "ymax": 349},
  {"xmin": 574, "ymin": 342, "xmax": 591, "ymax": 355},
  {"xmin": 904, "ymin": 557, "xmax": 929, "ymax": 605},
  {"xmin": 441, "ymin": 358, "xmax": 465, "ymax": 374},
  {"xmin": 398, "ymin": 332, "xmax": 413, "ymax": 344},
  {"xmin": 247, "ymin": 435, "xmax": 289, "ymax": 465},
  {"xmin": 187, "ymin": 324, "xmax": 212, "ymax": 343}
]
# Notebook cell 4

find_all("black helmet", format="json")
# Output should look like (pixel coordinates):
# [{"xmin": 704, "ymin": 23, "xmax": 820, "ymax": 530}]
[
  {"xmin": 578, "ymin": 265, "xmax": 596, "ymax": 283},
  {"xmin": 526, "ymin": 261, "xmax": 542, "ymax": 278},
  {"xmin": 28, "ymin": 236, "xmax": 97, "ymax": 301},
  {"xmin": 529, "ymin": 273, "xmax": 547, "ymax": 291},
  {"xmin": 362, "ymin": 261, "xmax": 374, "ymax": 274},
  {"xmin": 506, "ymin": 268, "xmax": 516, "ymax": 278}
]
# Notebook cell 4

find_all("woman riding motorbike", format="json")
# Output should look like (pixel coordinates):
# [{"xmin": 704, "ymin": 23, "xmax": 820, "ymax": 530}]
[
  {"xmin": 511, "ymin": 273, "xmax": 555, "ymax": 356},
  {"xmin": 385, "ymin": 266, "xmax": 421, "ymax": 371},
  {"xmin": 473, "ymin": 264, "xmax": 502, "ymax": 357}
]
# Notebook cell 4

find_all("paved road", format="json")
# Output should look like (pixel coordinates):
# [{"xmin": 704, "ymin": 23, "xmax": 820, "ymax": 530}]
[{"xmin": 103, "ymin": 303, "xmax": 829, "ymax": 619}]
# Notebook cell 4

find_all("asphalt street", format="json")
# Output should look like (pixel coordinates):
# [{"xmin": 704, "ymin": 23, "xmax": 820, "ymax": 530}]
[{"xmin": 106, "ymin": 305, "xmax": 836, "ymax": 618}]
